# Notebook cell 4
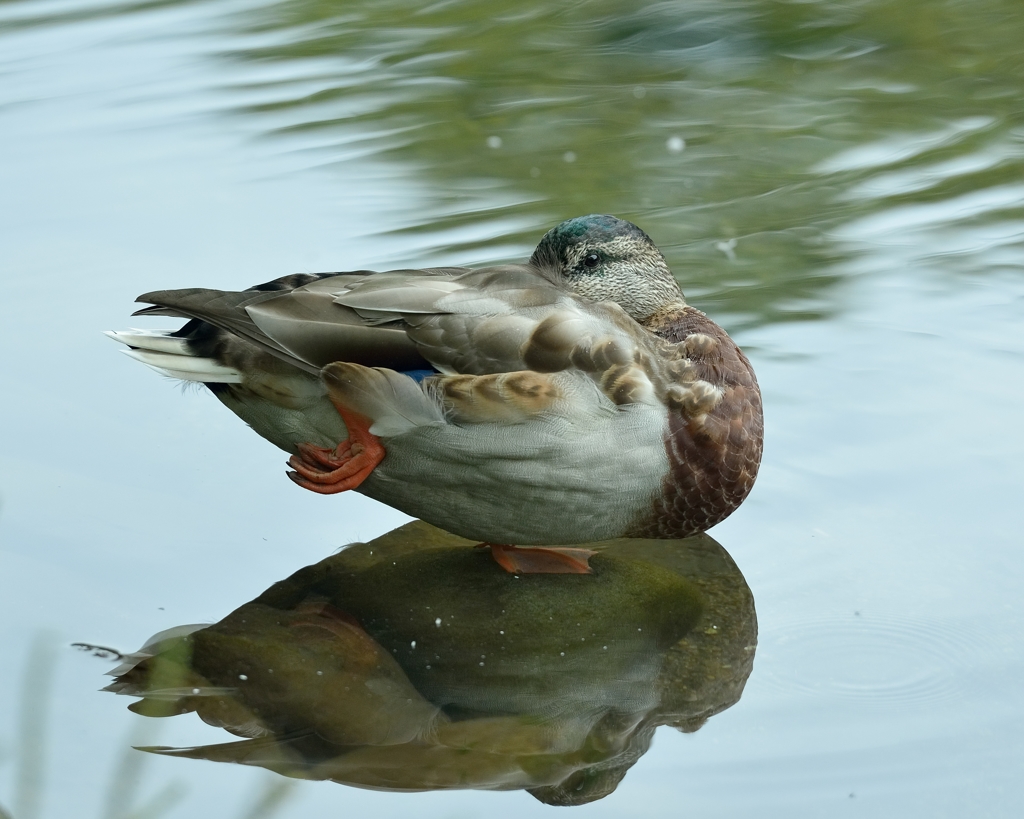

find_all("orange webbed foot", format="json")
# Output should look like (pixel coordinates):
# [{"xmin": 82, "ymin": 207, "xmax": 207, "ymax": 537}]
[
  {"xmin": 485, "ymin": 543, "xmax": 596, "ymax": 575},
  {"xmin": 287, "ymin": 408, "xmax": 385, "ymax": 495}
]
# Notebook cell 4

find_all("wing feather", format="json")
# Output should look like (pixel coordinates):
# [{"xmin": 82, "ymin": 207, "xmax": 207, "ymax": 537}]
[{"xmin": 132, "ymin": 263, "xmax": 672, "ymax": 409}]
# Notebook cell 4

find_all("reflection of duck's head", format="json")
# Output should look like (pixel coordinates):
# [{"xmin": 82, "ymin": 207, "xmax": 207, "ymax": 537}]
[
  {"xmin": 98, "ymin": 521, "xmax": 755, "ymax": 804},
  {"xmin": 530, "ymin": 214, "xmax": 683, "ymax": 323}
]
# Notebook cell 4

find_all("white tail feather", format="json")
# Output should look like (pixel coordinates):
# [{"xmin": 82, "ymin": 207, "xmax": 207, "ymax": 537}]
[
  {"xmin": 108, "ymin": 328, "xmax": 244, "ymax": 383},
  {"xmin": 104, "ymin": 329, "xmax": 190, "ymax": 355},
  {"xmin": 119, "ymin": 348, "xmax": 244, "ymax": 383}
]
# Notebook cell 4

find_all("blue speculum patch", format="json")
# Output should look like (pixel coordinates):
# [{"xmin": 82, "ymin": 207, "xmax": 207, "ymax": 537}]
[{"xmin": 402, "ymin": 369, "xmax": 438, "ymax": 383}]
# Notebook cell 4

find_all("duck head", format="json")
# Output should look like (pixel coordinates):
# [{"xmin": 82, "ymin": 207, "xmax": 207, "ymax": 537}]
[{"xmin": 529, "ymin": 214, "xmax": 684, "ymax": 323}]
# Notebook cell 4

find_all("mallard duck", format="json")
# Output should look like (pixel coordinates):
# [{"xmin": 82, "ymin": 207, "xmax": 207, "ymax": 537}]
[{"xmin": 109, "ymin": 215, "xmax": 762, "ymax": 549}]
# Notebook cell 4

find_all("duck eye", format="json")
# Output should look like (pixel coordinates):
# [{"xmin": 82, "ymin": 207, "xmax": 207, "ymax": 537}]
[{"xmin": 583, "ymin": 253, "xmax": 600, "ymax": 268}]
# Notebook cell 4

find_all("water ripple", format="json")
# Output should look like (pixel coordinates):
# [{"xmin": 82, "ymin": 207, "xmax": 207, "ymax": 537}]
[{"xmin": 758, "ymin": 613, "xmax": 992, "ymax": 707}]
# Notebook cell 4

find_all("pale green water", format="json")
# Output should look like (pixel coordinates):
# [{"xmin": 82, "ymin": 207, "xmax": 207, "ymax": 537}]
[{"xmin": 1, "ymin": 0, "xmax": 1023, "ymax": 816}]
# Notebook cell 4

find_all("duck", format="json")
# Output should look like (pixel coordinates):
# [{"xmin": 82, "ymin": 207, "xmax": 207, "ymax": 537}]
[{"xmin": 109, "ymin": 215, "xmax": 763, "ymax": 556}]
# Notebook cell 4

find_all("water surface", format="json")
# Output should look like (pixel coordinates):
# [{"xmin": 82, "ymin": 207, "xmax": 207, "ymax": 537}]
[{"xmin": 1, "ymin": 0, "xmax": 1023, "ymax": 816}]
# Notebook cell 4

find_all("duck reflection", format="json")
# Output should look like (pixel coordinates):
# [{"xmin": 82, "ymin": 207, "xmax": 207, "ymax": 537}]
[{"xmin": 103, "ymin": 522, "xmax": 755, "ymax": 805}]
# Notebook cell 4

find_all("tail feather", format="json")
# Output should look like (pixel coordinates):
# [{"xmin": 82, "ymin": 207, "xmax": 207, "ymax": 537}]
[
  {"xmin": 137, "ymin": 732, "xmax": 322, "ymax": 775},
  {"xmin": 133, "ymin": 287, "xmax": 319, "ymax": 373},
  {"xmin": 104, "ymin": 329, "xmax": 190, "ymax": 355},
  {"xmin": 131, "ymin": 285, "xmax": 431, "ymax": 376},
  {"xmin": 117, "ymin": 346, "xmax": 244, "ymax": 383}
]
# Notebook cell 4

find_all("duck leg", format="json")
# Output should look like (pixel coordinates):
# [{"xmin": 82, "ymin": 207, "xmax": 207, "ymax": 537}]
[
  {"xmin": 484, "ymin": 543, "xmax": 596, "ymax": 575},
  {"xmin": 287, "ymin": 405, "xmax": 385, "ymax": 494}
]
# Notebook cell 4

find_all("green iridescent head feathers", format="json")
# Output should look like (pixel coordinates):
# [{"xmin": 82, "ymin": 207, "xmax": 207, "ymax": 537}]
[{"xmin": 530, "ymin": 214, "xmax": 683, "ymax": 322}]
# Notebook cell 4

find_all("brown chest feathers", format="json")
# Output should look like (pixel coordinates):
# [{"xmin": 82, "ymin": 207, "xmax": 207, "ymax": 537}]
[{"xmin": 630, "ymin": 306, "xmax": 764, "ymax": 538}]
